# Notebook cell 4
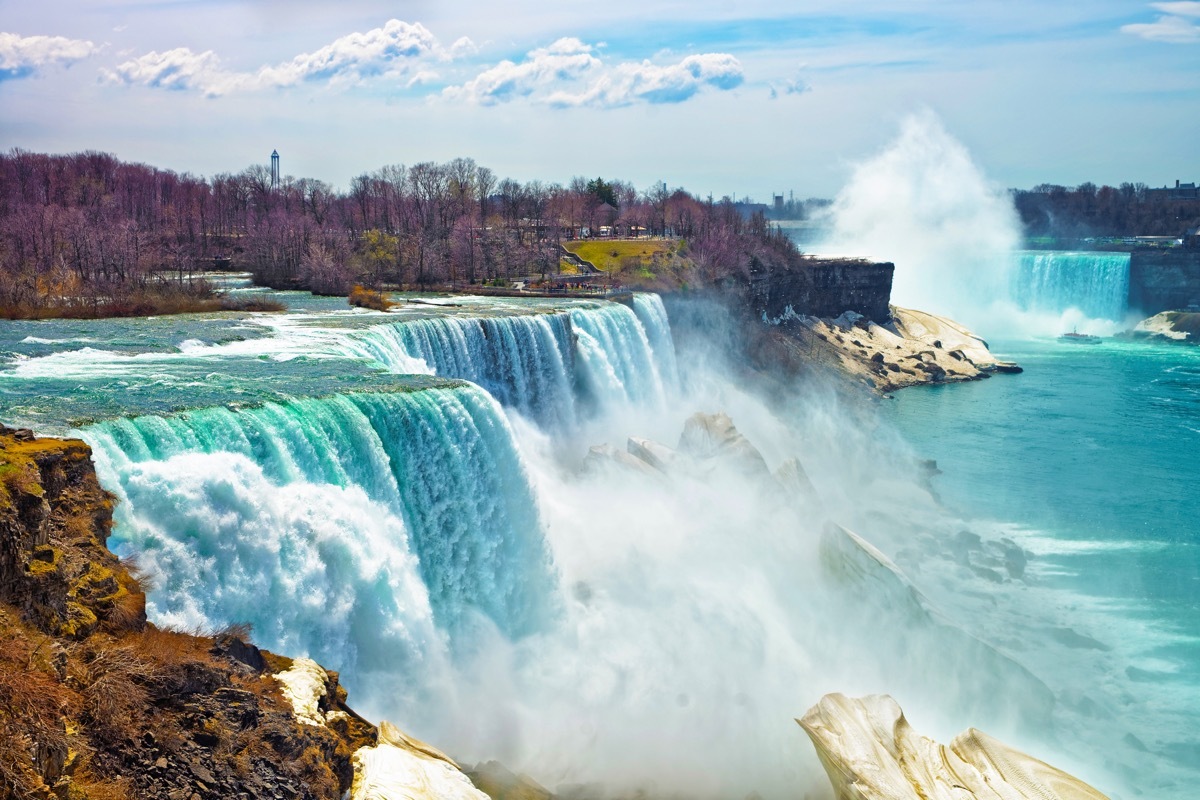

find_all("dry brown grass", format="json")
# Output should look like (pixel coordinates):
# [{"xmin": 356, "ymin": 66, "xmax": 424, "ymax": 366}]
[
  {"xmin": 0, "ymin": 289, "xmax": 284, "ymax": 320},
  {"xmin": 348, "ymin": 285, "xmax": 395, "ymax": 311}
]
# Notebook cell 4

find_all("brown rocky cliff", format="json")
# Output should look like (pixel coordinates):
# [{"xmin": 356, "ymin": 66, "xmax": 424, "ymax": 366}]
[{"xmin": 0, "ymin": 427, "xmax": 376, "ymax": 800}]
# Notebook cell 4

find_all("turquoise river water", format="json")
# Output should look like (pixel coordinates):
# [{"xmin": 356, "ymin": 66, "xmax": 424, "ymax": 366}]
[{"xmin": 0, "ymin": 278, "xmax": 1195, "ymax": 799}]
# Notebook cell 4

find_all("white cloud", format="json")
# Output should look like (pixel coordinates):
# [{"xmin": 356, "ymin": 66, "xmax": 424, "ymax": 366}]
[
  {"xmin": 1151, "ymin": 1, "xmax": 1200, "ymax": 16},
  {"xmin": 769, "ymin": 69, "xmax": 813, "ymax": 100},
  {"xmin": 105, "ymin": 47, "xmax": 227, "ymax": 94},
  {"xmin": 0, "ymin": 32, "xmax": 98, "ymax": 78},
  {"xmin": 108, "ymin": 19, "xmax": 457, "ymax": 96},
  {"xmin": 445, "ymin": 41, "xmax": 742, "ymax": 108},
  {"xmin": 1122, "ymin": 3, "xmax": 1200, "ymax": 42},
  {"xmin": 256, "ymin": 19, "xmax": 440, "ymax": 87},
  {"xmin": 442, "ymin": 38, "xmax": 600, "ymax": 105}
]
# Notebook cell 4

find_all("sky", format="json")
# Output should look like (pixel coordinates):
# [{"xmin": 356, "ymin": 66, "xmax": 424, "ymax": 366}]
[{"xmin": 1, "ymin": 0, "xmax": 1197, "ymax": 199}]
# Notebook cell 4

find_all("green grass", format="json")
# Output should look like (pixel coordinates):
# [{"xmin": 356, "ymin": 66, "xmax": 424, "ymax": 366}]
[{"xmin": 564, "ymin": 240, "xmax": 676, "ymax": 272}]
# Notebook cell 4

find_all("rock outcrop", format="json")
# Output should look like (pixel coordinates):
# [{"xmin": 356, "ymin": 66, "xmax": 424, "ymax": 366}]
[
  {"xmin": 0, "ymin": 427, "xmax": 518, "ymax": 800},
  {"xmin": 773, "ymin": 306, "xmax": 1021, "ymax": 394},
  {"xmin": 799, "ymin": 693, "xmax": 1110, "ymax": 800},
  {"xmin": 586, "ymin": 412, "xmax": 818, "ymax": 503},
  {"xmin": 1131, "ymin": 310, "xmax": 1200, "ymax": 342},
  {"xmin": 820, "ymin": 522, "xmax": 1055, "ymax": 731},
  {"xmin": 0, "ymin": 428, "xmax": 379, "ymax": 799},
  {"xmin": 351, "ymin": 722, "xmax": 490, "ymax": 800},
  {"xmin": 1128, "ymin": 250, "xmax": 1200, "ymax": 317},
  {"xmin": 0, "ymin": 424, "xmax": 142, "ymax": 641}
]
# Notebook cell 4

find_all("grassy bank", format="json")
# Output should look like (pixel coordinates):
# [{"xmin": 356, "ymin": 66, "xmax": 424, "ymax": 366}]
[{"xmin": 563, "ymin": 240, "xmax": 681, "ymax": 272}]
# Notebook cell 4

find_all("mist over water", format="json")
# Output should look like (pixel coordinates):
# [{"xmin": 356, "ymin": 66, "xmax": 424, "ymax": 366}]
[
  {"xmin": 2, "ymin": 281, "xmax": 1178, "ymax": 794},
  {"xmin": 815, "ymin": 111, "xmax": 1134, "ymax": 337},
  {"xmin": 8, "ymin": 295, "xmax": 1116, "ymax": 797}
]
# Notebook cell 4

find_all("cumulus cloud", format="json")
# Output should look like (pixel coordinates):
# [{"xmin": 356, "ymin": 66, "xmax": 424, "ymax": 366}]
[
  {"xmin": 107, "ymin": 19, "xmax": 463, "ymax": 96},
  {"xmin": 445, "ymin": 40, "xmax": 742, "ymax": 108},
  {"xmin": 1122, "ymin": 2, "xmax": 1200, "ymax": 42},
  {"xmin": 256, "ymin": 19, "xmax": 440, "ymax": 87},
  {"xmin": 0, "ymin": 32, "xmax": 98, "ymax": 80},
  {"xmin": 106, "ymin": 47, "xmax": 226, "ymax": 93},
  {"xmin": 442, "ymin": 38, "xmax": 601, "ymax": 105}
]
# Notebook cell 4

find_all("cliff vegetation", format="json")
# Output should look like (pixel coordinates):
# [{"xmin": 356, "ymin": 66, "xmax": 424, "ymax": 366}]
[{"xmin": 0, "ymin": 426, "xmax": 374, "ymax": 800}]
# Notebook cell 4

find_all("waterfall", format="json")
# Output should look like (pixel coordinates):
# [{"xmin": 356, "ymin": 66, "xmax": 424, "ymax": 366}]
[
  {"xmin": 1011, "ymin": 251, "xmax": 1131, "ymax": 321},
  {"xmin": 568, "ymin": 301, "xmax": 670, "ymax": 413},
  {"xmin": 349, "ymin": 295, "xmax": 676, "ymax": 426},
  {"xmin": 82, "ymin": 384, "xmax": 556, "ymax": 675},
  {"xmin": 355, "ymin": 312, "xmax": 578, "ymax": 429}
]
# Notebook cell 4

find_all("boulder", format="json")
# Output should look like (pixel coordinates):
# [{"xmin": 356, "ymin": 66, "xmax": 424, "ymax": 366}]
[
  {"xmin": 626, "ymin": 437, "xmax": 678, "ymax": 472},
  {"xmin": 799, "ymin": 693, "xmax": 1110, "ymax": 800},
  {"xmin": 351, "ymin": 721, "xmax": 490, "ymax": 800},
  {"xmin": 584, "ymin": 443, "xmax": 661, "ymax": 477},
  {"xmin": 677, "ymin": 412, "xmax": 770, "ymax": 476}
]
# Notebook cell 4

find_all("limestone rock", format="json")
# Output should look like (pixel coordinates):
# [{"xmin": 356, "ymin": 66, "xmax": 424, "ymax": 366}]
[
  {"xmin": 467, "ymin": 760, "xmax": 554, "ymax": 800},
  {"xmin": 276, "ymin": 657, "xmax": 347, "ymax": 727},
  {"xmin": 774, "ymin": 457, "xmax": 818, "ymax": 502},
  {"xmin": 799, "ymin": 693, "xmax": 1110, "ymax": 800},
  {"xmin": 778, "ymin": 306, "xmax": 1019, "ymax": 393},
  {"xmin": 583, "ymin": 443, "xmax": 661, "ymax": 477},
  {"xmin": 351, "ymin": 721, "xmax": 490, "ymax": 800},
  {"xmin": 626, "ymin": 437, "xmax": 678, "ymax": 472},
  {"xmin": 677, "ymin": 412, "xmax": 770, "ymax": 476},
  {"xmin": 819, "ymin": 523, "xmax": 1055, "ymax": 729},
  {"xmin": 1131, "ymin": 310, "xmax": 1199, "ymax": 341}
]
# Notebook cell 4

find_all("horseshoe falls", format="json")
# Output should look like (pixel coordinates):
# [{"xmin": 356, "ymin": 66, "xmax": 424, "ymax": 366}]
[
  {"xmin": 1011, "ymin": 251, "xmax": 1131, "ymax": 321},
  {"xmin": 1, "ymin": 288, "xmax": 1195, "ymax": 799}
]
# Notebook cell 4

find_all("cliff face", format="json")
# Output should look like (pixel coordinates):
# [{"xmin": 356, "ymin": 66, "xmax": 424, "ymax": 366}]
[
  {"xmin": 747, "ymin": 258, "xmax": 895, "ymax": 323},
  {"xmin": 0, "ymin": 427, "xmax": 376, "ymax": 800},
  {"xmin": 1128, "ymin": 251, "xmax": 1200, "ymax": 316},
  {"xmin": 0, "ymin": 426, "xmax": 141, "ymax": 641}
]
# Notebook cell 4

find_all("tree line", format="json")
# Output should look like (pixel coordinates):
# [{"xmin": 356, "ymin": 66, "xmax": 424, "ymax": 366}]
[
  {"xmin": 0, "ymin": 149, "xmax": 804, "ymax": 317},
  {"xmin": 1012, "ymin": 182, "xmax": 1200, "ymax": 239}
]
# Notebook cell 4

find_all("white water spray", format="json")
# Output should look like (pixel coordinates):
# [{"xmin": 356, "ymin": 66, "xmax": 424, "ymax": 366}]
[{"xmin": 817, "ymin": 111, "xmax": 1132, "ymax": 337}]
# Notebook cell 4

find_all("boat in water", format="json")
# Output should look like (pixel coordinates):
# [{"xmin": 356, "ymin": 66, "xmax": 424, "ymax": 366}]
[{"xmin": 1059, "ymin": 328, "xmax": 1102, "ymax": 344}]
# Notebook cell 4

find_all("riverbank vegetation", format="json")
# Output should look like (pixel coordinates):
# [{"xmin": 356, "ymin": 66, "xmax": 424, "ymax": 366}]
[
  {"xmin": 1013, "ymin": 181, "xmax": 1200, "ymax": 240},
  {"xmin": 0, "ymin": 150, "xmax": 805, "ymax": 312}
]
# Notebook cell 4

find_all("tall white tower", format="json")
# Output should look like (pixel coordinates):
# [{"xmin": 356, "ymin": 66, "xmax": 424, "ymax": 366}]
[{"xmin": 270, "ymin": 149, "xmax": 280, "ymax": 190}]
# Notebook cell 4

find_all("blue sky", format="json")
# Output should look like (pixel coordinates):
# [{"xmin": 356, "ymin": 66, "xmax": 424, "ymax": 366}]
[{"xmin": 1, "ymin": 0, "xmax": 1197, "ymax": 198}]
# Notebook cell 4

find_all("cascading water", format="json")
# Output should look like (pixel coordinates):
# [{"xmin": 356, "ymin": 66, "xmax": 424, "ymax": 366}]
[
  {"xmin": 568, "ymin": 301, "xmax": 669, "ymax": 413},
  {"xmin": 348, "ymin": 297, "xmax": 675, "ymax": 426},
  {"xmin": 1011, "ymin": 251, "xmax": 1131, "ymax": 322},
  {"xmin": 84, "ymin": 385, "xmax": 556, "ymax": 665},
  {"xmin": 3, "ymin": 288, "xmax": 1163, "ymax": 798},
  {"xmin": 354, "ymin": 313, "xmax": 578, "ymax": 429}
]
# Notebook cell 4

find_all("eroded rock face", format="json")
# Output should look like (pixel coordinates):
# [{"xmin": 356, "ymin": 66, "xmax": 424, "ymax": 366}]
[
  {"xmin": 799, "ymin": 693, "xmax": 1110, "ymax": 800},
  {"xmin": 0, "ymin": 428, "xmax": 144, "ymax": 639}
]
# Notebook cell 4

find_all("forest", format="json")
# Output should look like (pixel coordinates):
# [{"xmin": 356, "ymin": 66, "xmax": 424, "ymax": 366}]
[
  {"xmin": 1012, "ymin": 181, "xmax": 1200, "ymax": 240},
  {"xmin": 0, "ymin": 149, "xmax": 801, "ymax": 318}
]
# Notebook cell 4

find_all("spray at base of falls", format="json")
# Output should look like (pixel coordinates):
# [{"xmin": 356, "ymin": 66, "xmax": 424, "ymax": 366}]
[
  {"xmin": 815, "ymin": 112, "xmax": 1134, "ymax": 338},
  {"xmin": 1012, "ymin": 251, "xmax": 1131, "ymax": 323},
  {"xmin": 66, "ymin": 291, "xmax": 1151, "ymax": 799},
  {"xmin": 85, "ymin": 385, "xmax": 555, "ymax": 698}
]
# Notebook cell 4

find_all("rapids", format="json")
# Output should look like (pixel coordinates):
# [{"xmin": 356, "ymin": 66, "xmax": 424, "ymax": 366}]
[{"xmin": 0, "ymin": 288, "xmax": 1190, "ymax": 798}]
